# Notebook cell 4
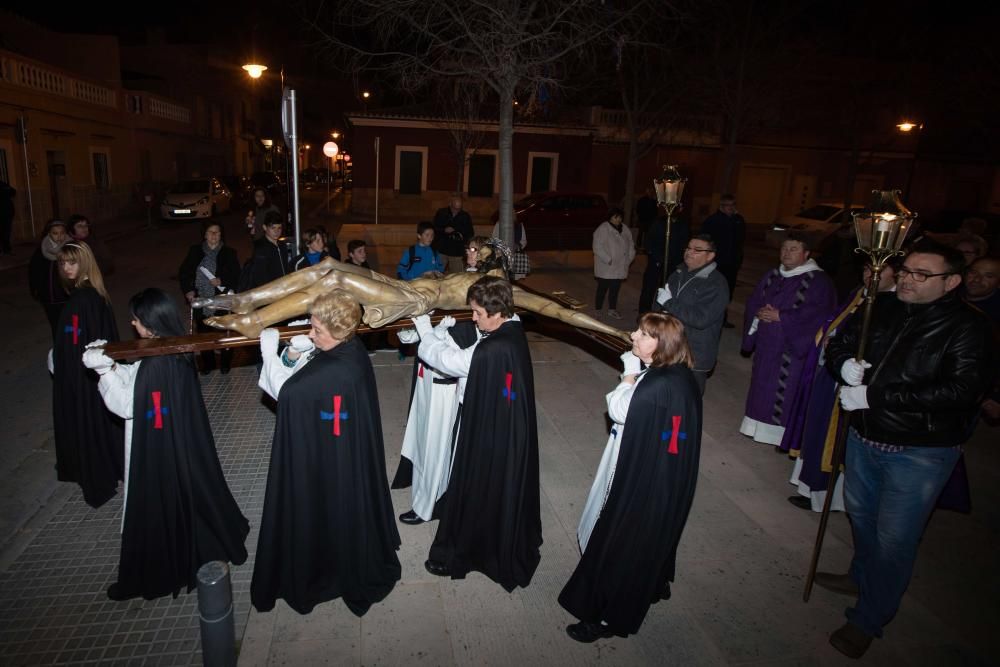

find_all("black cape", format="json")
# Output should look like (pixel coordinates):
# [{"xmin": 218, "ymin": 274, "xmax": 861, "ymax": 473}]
[
  {"xmin": 116, "ymin": 355, "xmax": 249, "ymax": 599},
  {"xmin": 559, "ymin": 364, "xmax": 702, "ymax": 636},
  {"xmin": 391, "ymin": 321, "xmax": 480, "ymax": 503},
  {"xmin": 251, "ymin": 336, "xmax": 401, "ymax": 616},
  {"xmin": 53, "ymin": 286, "xmax": 123, "ymax": 508},
  {"xmin": 428, "ymin": 319, "xmax": 542, "ymax": 591}
]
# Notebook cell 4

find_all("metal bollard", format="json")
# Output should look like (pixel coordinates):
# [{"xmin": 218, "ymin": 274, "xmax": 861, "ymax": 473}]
[{"xmin": 197, "ymin": 561, "xmax": 236, "ymax": 667}]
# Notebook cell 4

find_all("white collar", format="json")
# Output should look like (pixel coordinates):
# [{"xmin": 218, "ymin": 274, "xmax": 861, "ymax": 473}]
[{"xmin": 778, "ymin": 258, "xmax": 822, "ymax": 278}]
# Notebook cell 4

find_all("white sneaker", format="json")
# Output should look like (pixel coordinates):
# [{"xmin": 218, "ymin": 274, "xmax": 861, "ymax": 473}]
[{"xmin": 607, "ymin": 309, "xmax": 622, "ymax": 320}]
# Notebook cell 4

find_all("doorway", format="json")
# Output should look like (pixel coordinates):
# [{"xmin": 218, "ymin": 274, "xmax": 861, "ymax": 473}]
[{"xmin": 46, "ymin": 151, "xmax": 68, "ymax": 220}]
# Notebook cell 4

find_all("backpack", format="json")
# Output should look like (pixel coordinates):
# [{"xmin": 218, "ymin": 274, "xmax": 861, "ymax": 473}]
[{"xmin": 398, "ymin": 245, "xmax": 438, "ymax": 278}]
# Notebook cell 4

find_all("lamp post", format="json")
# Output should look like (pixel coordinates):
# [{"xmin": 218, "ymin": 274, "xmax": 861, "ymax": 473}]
[
  {"xmin": 653, "ymin": 165, "xmax": 687, "ymax": 284},
  {"xmin": 322, "ymin": 141, "xmax": 339, "ymax": 212},
  {"xmin": 803, "ymin": 189, "xmax": 915, "ymax": 602}
]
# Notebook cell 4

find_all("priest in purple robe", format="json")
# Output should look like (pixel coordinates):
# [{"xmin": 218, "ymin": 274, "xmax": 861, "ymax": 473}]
[{"xmin": 739, "ymin": 234, "xmax": 836, "ymax": 446}]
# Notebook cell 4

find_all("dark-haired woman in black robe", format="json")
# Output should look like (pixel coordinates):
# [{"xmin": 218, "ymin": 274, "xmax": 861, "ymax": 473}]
[
  {"xmin": 52, "ymin": 241, "xmax": 123, "ymax": 508},
  {"xmin": 559, "ymin": 312, "xmax": 702, "ymax": 643},
  {"xmin": 84, "ymin": 288, "xmax": 248, "ymax": 600}
]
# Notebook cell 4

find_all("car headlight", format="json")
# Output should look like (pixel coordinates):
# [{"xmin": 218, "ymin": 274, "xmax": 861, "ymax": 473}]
[{"xmin": 197, "ymin": 196, "xmax": 209, "ymax": 205}]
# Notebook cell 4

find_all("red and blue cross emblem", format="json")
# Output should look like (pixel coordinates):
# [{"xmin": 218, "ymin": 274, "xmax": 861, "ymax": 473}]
[
  {"xmin": 320, "ymin": 395, "xmax": 349, "ymax": 436},
  {"xmin": 661, "ymin": 415, "xmax": 686, "ymax": 455},
  {"xmin": 64, "ymin": 315, "xmax": 82, "ymax": 344},
  {"xmin": 145, "ymin": 391, "xmax": 168, "ymax": 429},
  {"xmin": 502, "ymin": 372, "xmax": 516, "ymax": 403}
]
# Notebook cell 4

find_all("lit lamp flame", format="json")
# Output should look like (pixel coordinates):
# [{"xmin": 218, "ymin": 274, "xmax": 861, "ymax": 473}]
[
  {"xmin": 242, "ymin": 64, "xmax": 268, "ymax": 79},
  {"xmin": 852, "ymin": 190, "xmax": 915, "ymax": 255}
]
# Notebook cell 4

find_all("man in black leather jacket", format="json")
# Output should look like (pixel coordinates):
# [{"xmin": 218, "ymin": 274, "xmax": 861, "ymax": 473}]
[{"xmin": 817, "ymin": 242, "xmax": 993, "ymax": 659}]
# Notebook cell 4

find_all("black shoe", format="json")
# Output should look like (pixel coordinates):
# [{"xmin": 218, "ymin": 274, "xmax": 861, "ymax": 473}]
[
  {"xmin": 787, "ymin": 495, "xmax": 812, "ymax": 510},
  {"xmin": 399, "ymin": 510, "xmax": 424, "ymax": 525},
  {"xmin": 200, "ymin": 368, "xmax": 212, "ymax": 376},
  {"xmin": 830, "ymin": 622, "xmax": 872, "ymax": 659},
  {"xmin": 660, "ymin": 582, "xmax": 671, "ymax": 601},
  {"xmin": 220, "ymin": 366, "xmax": 231, "ymax": 375},
  {"xmin": 566, "ymin": 621, "xmax": 614, "ymax": 643},
  {"xmin": 424, "ymin": 559, "xmax": 451, "ymax": 577},
  {"xmin": 723, "ymin": 321, "xmax": 735, "ymax": 329},
  {"xmin": 814, "ymin": 572, "xmax": 859, "ymax": 597},
  {"xmin": 106, "ymin": 583, "xmax": 136, "ymax": 601}
]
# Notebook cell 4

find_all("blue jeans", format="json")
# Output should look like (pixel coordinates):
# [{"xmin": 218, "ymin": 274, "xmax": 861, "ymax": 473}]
[{"xmin": 843, "ymin": 429, "xmax": 960, "ymax": 638}]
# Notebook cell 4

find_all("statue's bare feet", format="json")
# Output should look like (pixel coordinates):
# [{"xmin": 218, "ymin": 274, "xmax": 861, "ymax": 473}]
[
  {"xmin": 192, "ymin": 293, "xmax": 253, "ymax": 314},
  {"xmin": 204, "ymin": 313, "xmax": 264, "ymax": 338}
]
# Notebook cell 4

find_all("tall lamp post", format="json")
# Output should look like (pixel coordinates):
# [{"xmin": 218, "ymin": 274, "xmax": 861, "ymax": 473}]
[
  {"xmin": 244, "ymin": 61, "xmax": 303, "ymax": 247},
  {"xmin": 896, "ymin": 120, "xmax": 924, "ymax": 203},
  {"xmin": 802, "ymin": 189, "xmax": 915, "ymax": 602},
  {"xmin": 653, "ymin": 165, "xmax": 687, "ymax": 284},
  {"xmin": 322, "ymin": 141, "xmax": 339, "ymax": 212}
]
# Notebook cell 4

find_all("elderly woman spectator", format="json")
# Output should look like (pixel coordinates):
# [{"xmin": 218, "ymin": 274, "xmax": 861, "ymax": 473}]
[
  {"xmin": 69, "ymin": 213, "xmax": 115, "ymax": 276},
  {"xmin": 251, "ymin": 290, "xmax": 401, "ymax": 616},
  {"xmin": 560, "ymin": 312, "xmax": 702, "ymax": 642},
  {"xmin": 179, "ymin": 221, "xmax": 240, "ymax": 373},
  {"xmin": 593, "ymin": 207, "xmax": 636, "ymax": 319},
  {"xmin": 29, "ymin": 219, "xmax": 71, "ymax": 338}
]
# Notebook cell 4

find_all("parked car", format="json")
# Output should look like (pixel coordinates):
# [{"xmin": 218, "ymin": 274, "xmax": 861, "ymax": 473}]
[
  {"xmin": 764, "ymin": 202, "xmax": 865, "ymax": 248},
  {"xmin": 160, "ymin": 178, "xmax": 231, "ymax": 221},
  {"xmin": 490, "ymin": 192, "xmax": 608, "ymax": 250}
]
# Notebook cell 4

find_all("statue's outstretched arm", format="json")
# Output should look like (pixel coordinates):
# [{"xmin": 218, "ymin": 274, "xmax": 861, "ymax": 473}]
[{"xmin": 512, "ymin": 287, "xmax": 631, "ymax": 342}]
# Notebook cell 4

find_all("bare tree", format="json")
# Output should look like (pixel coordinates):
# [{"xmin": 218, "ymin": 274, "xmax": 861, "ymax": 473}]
[
  {"xmin": 306, "ymin": 0, "xmax": 653, "ymax": 244},
  {"xmin": 431, "ymin": 79, "xmax": 489, "ymax": 195}
]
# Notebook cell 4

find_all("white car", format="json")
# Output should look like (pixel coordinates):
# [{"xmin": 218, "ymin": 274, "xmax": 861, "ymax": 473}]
[
  {"xmin": 161, "ymin": 178, "xmax": 231, "ymax": 221},
  {"xmin": 765, "ymin": 202, "xmax": 865, "ymax": 247}
]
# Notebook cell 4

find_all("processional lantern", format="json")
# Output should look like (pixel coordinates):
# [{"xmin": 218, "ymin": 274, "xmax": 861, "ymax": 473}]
[{"xmin": 652, "ymin": 165, "xmax": 687, "ymax": 283}]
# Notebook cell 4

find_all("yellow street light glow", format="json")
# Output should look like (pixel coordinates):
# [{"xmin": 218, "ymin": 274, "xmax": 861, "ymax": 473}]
[
  {"xmin": 242, "ymin": 63, "xmax": 268, "ymax": 79},
  {"xmin": 362, "ymin": 91, "xmax": 371, "ymax": 99},
  {"xmin": 896, "ymin": 121, "xmax": 922, "ymax": 132},
  {"xmin": 331, "ymin": 131, "xmax": 341, "ymax": 139}
]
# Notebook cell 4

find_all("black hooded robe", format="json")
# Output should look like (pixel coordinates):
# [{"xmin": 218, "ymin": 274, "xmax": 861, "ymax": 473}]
[
  {"xmin": 391, "ymin": 321, "xmax": 480, "ymax": 519},
  {"xmin": 558, "ymin": 364, "xmax": 702, "ymax": 637},
  {"xmin": 427, "ymin": 319, "xmax": 542, "ymax": 591},
  {"xmin": 251, "ymin": 336, "xmax": 401, "ymax": 616},
  {"xmin": 115, "ymin": 355, "xmax": 250, "ymax": 599},
  {"xmin": 53, "ymin": 286, "xmax": 123, "ymax": 508}
]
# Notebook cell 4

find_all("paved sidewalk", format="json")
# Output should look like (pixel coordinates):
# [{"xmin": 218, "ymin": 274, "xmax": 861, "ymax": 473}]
[{"xmin": 0, "ymin": 263, "xmax": 996, "ymax": 666}]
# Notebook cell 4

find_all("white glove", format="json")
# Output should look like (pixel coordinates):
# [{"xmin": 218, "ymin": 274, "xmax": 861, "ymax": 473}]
[
  {"xmin": 397, "ymin": 328, "xmax": 419, "ymax": 344},
  {"xmin": 413, "ymin": 314, "xmax": 434, "ymax": 338},
  {"xmin": 620, "ymin": 351, "xmax": 642, "ymax": 376},
  {"xmin": 47, "ymin": 348, "xmax": 54, "ymax": 375},
  {"xmin": 840, "ymin": 359, "xmax": 872, "ymax": 387},
  {"xmin": 289, "ymin": 334, "xmax": 315, "ymax": 354},
  {"xmin": 81, "ymin": 348, "xmax": 115, "ymax": 375},
  {"xmin": 288, "ymin": 318, "xmax": 310, "ymax": 327},
  {"xmin": 839, "ymin": 385, "xmax": 870, "ymax": 411},
  {"xmin": 655, "ymin": 285, "xmax": 673, "ymax": 305},
  {"xmin": 434, "ymin": 316, "xmax": 456, "ymax": 339},
  {"xmin": 84, "ymin": 338, "xmax": 109, "ymax": 350},
  {"xmin": 259, "ymin": 328, "xmax": 280, "ymax": 358}
]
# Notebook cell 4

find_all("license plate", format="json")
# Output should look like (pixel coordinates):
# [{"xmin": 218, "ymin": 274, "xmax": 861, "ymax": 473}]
[{"xmin": 173, "ymin": 209, "xmax": 191, "ymax": 214}]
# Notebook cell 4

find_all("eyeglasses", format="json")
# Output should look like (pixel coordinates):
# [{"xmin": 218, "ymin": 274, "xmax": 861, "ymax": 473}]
[
  {"xmin": 685, "ymin": 246, "xmax": 712, "ymax": 253},
  {"xmin": 897, "ymin": 267, "xmax": 954, "ymax": 283}
]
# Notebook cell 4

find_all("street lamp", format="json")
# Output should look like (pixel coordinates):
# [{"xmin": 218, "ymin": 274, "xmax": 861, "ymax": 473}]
[
  {"xmin": 803, "ymin": 188, "xmax": 915, "ymax": 602},
  {"xmin": 896, "ymin": 120, "xmax": 924, "ymax": 202},
  {"xmin": 322, "ymin": 141, "xmax": 339, "ymax": 211},
  {"xmin": 331, "ymin": 131, "xmax": 341, "ymax": 139},
  {"xmin": 242, "ymin": 63, "xmax": 267, "ymax": 79},
  {"xmin": 653, "ymin": 164, "xmax": 687, "ymax": 284}
]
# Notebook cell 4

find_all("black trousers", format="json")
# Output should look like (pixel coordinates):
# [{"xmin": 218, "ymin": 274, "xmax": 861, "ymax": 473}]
[
  {"xmin": 638, "ymin": 260, "xmax": 663, "ymax": 314},
  {"xmin": 195, "ymin": 311, "xmax": 232, "ymax": 372},
  {"xmin": 0, "ymin": 214, "xmax": 12, "ymax": 254},
  {"xmin": 594, "ymin": 278, "xmax": 622, "ymax": 310}
]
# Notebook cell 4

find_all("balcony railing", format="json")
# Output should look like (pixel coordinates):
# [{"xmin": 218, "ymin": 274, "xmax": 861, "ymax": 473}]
[{"xmin": 0, "ymin": 54, "xmax": 116, "ymax": 108}]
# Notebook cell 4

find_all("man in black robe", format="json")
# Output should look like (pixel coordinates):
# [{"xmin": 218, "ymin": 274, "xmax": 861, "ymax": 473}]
[
  {"xmin": 418, "ymin": 276, "xmax": 542, "ymax": 591},
  {"xmin": 251, "ymin": 295, "xmax": 401, "ymax": 617},
  {"xmin": 559, "ymin": 363, "xmax": 701, "ymax": 641}
]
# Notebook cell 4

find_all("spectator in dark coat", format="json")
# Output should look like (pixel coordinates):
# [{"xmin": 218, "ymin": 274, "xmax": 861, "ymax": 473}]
[
  {"xmin": 432, "ymin": 196, "xmax": 474, "ymax": 274},
  {"xmin": 0, "ymin": 180, "xmax": 15, "ymax": 256},
  {"xmin": 248, "ymin": 211, "xmax": 292, "ymax": 288},
  {"xmin": 29, "ymin": 219, "xmax": 70, "ymax": 339},
  {"xmin": 69, "ymin": 214, "xmax": 115, "ymax": 276},
  {"xmin": 699, "ymin": 194, "xmax": 746, "ymax": 327},
  {"xmin": 292, "ymin": 228, "xmax": 331, "ymax": 272},
  {"xmin": 179, "ymin": 221, "xmax": 240, "ymax": 373}
]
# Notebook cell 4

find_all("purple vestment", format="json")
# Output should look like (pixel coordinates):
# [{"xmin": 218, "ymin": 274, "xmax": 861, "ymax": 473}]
[{"xmin": 740, "ymin": 262, "xmax": 836, "ymax": 445}]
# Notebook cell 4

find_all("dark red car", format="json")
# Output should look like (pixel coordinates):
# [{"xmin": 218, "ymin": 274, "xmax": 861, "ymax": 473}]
[{"xmin": 490, "ymin": 191, "xmax": 608, "ymax": 250}]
